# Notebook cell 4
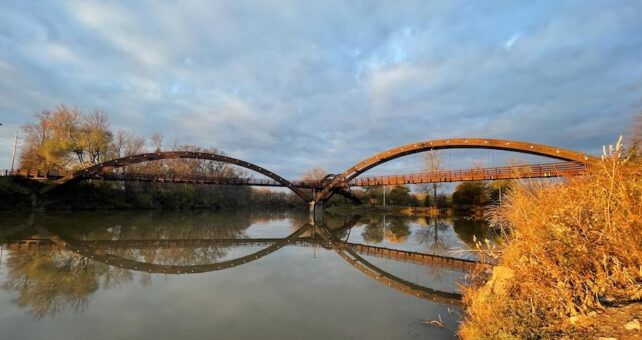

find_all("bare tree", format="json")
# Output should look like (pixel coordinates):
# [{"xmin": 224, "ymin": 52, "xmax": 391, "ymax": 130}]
[
  {"xmin": 301, "ymin": 167, "xmax": 328, "ymax": 182},
  {"xmin": 422, "ymin": 150, "xmax": 443, "ymax": 207},
  {"xmin": 111, "ymin": 130, "xmax": 145, "ymax": 158},
  {"xmin": 150, "ymin": 133, "xmax": 163, "ymax": 152}
]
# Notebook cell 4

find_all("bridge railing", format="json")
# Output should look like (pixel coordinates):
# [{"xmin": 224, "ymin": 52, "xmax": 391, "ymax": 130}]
[
  {"xmin": 0, "ymin": 168, "xmax": 68, "ymax": 179},
  {"xmin": 350, "ymin": 162, "xmax": 588, "ymax": 186},
  {"xmin": 2, "ymin": 161, "xmax": 589, "ymax": 187}
]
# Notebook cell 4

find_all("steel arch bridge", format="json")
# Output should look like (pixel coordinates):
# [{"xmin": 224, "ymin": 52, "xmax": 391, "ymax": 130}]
[
  {"xmin": 39, "ymin": 151, "xmax": 314, "ymax": 200},
  {"xmin": 313, "ymin": 137, "xmax": 598, "ymax": 202},
  {"xmin": 33, "ymin": 137, "xmax": 598, "ymax": 207}
]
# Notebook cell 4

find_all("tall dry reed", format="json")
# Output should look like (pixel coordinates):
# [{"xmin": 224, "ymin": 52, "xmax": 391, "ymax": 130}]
[{"xmin": 459, "ymin": 139, "xmax": 642, "ymax": 339}]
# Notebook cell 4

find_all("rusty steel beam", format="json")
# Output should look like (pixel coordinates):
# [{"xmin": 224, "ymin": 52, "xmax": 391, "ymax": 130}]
[
  {"xmin": 350, "ymin": 161, "xmax": 587, "ymax": 186},
  {"xmin": 2, "ymin": 161, "xmax": 587, "ymax": 188},
  {"xmin": 5, "ymin": 138, "xmax": 599, "ymax": 204},
  {"xmin": 316, "ymin": 138, "xmax": 599, "ymax": 201},
  {"xmin": 38, "ymin": 151, "xmax": 312, "ymax": 201}
]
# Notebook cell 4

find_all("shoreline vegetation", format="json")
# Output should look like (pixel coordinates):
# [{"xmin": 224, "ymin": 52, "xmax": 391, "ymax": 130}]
[
  {"xmin": 0, "ymin": 175, "xmax": 500, "ymax": 213},
  {"xmin": 459, "ymin": 139, "xmax": 641, "ymax": 339}
]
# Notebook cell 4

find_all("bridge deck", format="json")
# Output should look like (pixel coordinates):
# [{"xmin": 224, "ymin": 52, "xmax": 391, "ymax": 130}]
[{"xmin": 1, "ymin": 161, "xmax": 587, "ymax": 187}]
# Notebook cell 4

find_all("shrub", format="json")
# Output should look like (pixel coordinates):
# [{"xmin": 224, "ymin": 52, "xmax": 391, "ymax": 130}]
[{"xmin": 459, "ymin": 139, "xmax": 642, "ymax": 339}]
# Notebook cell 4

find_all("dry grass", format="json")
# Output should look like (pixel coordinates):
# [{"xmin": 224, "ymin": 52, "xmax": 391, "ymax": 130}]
[{"xmin": 459, "ymin": 139, "xmax": 642, "ymax": 339}]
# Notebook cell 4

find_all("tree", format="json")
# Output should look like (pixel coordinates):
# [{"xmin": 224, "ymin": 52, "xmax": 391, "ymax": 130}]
[
  {"xmin": 425, "ymin": 193, "xmax": 449, "ymax": 208},
  {"xmin": 488, "ymin": 180, "xmax": 511, "ymax": 203},
  {"xmin": 110, "ymin": 130, "xmax": 145, "ymax": 158},
  {"xmin": 82, "ymin": 111, "xmax": 113, "ymax": 165},
  {"xmin": 301, "ymin": 167, "xmax": 328, "ymax": 182},
  {"xmin": 20, "ymin": 105, "xmax": 114, "ymax": 169},
  {"xmin": 388, "ymin": 185, "xmax": 411, "ymax": 206},
  {"xmin": 452, "ymin": 181, "xmax": 490, "ymax": 208},
  {"xmin": 364, "ymin": 186, "xmax": 384, "ymax": 205},
  {"xmin": 422, "ymin": 150, "xmax": 444, "ymax": 207}
]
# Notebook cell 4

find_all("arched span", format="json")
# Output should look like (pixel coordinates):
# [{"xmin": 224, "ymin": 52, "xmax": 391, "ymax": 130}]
[
  {"xmin": 316, "ymin": 138, "xmax": 599, "ymax": 201},
  {"xmin": 40, "ymin": 151, "xmax": 311, "ymax": 201}
]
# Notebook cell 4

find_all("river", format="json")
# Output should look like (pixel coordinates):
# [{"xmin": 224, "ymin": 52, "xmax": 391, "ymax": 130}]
[{"xmin": 0, "ymin": 209, "xmax": 493, "ymax": 339}]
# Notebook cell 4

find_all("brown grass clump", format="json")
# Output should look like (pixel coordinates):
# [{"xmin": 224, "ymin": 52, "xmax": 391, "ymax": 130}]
[{"xmin": 459, "ymin": 139, "xmax": 642, "ymax": 339}]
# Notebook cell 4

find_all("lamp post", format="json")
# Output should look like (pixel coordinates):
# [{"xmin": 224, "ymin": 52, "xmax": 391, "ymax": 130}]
[{"xmin": 10, "ymin": 129, "xmax": 18, "ymax": 171}]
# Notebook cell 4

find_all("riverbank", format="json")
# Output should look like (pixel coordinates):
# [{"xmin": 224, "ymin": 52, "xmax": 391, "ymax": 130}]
[
  {"xmin": 459, "ymin": 143, "xmax": 641, "ymax": 339},
  {"xmin": 0, "ymin": 178, "xmax": 300, "ymax": 211}
]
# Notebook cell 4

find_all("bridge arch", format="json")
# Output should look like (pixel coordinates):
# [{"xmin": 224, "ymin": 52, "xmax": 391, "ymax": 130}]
[
  {"xmin": 316, "ymin": 138, "xmax": 598, "ymax": 201},
  {"xmin": 40, "ymin": 151, "xmax": 312, "ymax": 201}
]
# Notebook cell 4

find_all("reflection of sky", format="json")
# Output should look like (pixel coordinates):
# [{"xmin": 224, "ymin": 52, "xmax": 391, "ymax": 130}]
[
  {"xmin": 345, "ymin": 216, "xmax": 483, "ymax": 258},
  {"xmin": 363, "ymin": 255, "xmax": 464, "ymax": 294},
  {"xmin": 242, "ymin": 218, "xmax": 300, "ymax": 238},
  {"xmin": 0, "ymin": 246, "xmax": 458, "ymax": 340}
]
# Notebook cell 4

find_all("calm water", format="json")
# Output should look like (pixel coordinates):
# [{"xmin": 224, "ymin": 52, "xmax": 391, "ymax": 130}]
[{"xmin": 0, "ymin": 210, "xmax": 492, "ymax": 340}]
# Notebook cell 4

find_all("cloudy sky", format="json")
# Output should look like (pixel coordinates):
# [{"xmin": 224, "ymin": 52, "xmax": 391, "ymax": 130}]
[{"xmin": 0, "ymin": 1, "xmax": 640, "ymax": 178}]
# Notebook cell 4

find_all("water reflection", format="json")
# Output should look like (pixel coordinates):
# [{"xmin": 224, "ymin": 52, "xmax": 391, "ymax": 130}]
[
  {"xmin": 347, "ymin": 214, "xmax": 495, "ymax": 259},
  {"xmin": 0, "ymin": 211, "xmax": 492, "ymax": 339}
]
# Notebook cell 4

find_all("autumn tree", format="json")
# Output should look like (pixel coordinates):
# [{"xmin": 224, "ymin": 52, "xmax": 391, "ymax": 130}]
[
  {"xmin": 82, "ymin": 111, "xmax": 112, "ymax": 165},
  {"xmin": 19, "ymin": 105, "xmax": 113, "ymax": 170}
]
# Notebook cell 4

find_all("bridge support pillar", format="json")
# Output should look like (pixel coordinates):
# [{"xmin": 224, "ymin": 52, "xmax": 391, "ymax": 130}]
[{"xmin": 308, "ymin": 200, "xmax": 325, "ymax": 224}]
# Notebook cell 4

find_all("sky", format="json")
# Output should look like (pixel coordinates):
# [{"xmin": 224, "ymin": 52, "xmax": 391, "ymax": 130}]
[{"xmin": 0, "ymin": 1, "xmax": 641, "ymax": 179}]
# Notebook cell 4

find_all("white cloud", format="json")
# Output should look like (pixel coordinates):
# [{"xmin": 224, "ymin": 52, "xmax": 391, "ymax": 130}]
[
  {"xmin": 0, "ymin": 1, "xmax": 639, "ymax": 176},
  {"xmin": 504, "ymin": 32, "xmax": 522, "ymax": 50}
]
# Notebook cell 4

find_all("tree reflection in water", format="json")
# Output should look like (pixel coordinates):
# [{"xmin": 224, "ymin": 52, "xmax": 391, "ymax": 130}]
[
  {"xmin": 360, "ymin": 216, "xmax": 412, "ymax": 244},
  {"xmin": 452, "ymin": 217, "xmax": 497, "ymax": 249},
  {"xmin": 1, "ymin": 211, "xmax": 289, "ymax": 319},
  {"xmin": 2, "ymin": 247, "xmax": 134, "ymax": 319},
  {"xmin": 361, "ymin": 217, "xmax": 383, "ymax": 243},
  {"xmin": 416, "ymin": 217, "xmax": 450, "ymax": 255}
]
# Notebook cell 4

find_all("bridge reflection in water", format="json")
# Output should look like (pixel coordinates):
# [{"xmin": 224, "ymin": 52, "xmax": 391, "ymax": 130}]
[{"xmin": 0, "ymin": 212, "xmax": 489, "ymax": 323}]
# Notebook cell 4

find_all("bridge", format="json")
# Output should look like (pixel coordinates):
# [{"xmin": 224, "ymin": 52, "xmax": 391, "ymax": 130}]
[
  {"xmin": 2, "ymin": 137, "xmax": 598, "ymax": 210},
  {"xmin": 2, "ymin": 161, "xmax": 587, "ymax": 188}
]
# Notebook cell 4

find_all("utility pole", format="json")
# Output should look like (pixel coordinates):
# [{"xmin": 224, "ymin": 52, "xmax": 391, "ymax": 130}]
[
  {"xmin": 10, "ymin": 130, "xmax": 18, "ymax": 171},
  {"xmin": 382, "ymin": 184, "xmax": 386, "ymax": 208}
]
